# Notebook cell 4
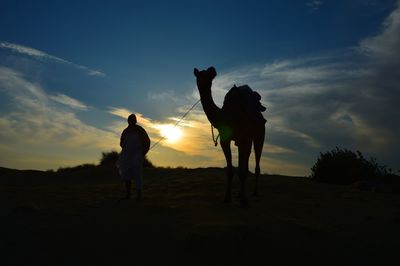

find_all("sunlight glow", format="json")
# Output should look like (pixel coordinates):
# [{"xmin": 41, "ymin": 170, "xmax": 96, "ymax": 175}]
[{"xmin": 158, "ymin": 124, "xmax": 183, "ymax": 143}]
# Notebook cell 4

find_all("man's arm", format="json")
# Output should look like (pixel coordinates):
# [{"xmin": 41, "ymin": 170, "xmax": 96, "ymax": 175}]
[
  {"xmin": 139, "ymin": 126, "xmax": 151, "ymax": 155},
  {"xmin": 120, "ymin": 130, "xmax": 125, "ymax": 148}
]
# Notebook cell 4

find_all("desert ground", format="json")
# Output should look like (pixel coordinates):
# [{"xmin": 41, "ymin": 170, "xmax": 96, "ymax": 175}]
[{"xmin": 1, "ymin": 166, "xmax": 399, "ymax": 265}]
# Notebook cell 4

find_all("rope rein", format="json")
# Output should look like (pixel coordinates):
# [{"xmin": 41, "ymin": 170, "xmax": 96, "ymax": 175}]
[
  {"xmin": 211, "ymin": 125, "xmax": 219, "ymax": 147},
  {"xmin": 148, "ymin": 98, "xmax": 221, "ymax": 151},
  {"xmin": 148, "ymin": 99, "xmax": 201, "ymax": 152}
]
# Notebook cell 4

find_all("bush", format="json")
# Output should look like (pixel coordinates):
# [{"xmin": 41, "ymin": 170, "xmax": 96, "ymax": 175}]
[
  {"xmin": 57, "ymin": 164, "xmax": 97, "ymax": 173},
  {"xmin": 310, "ymin": 147, "xmax": 391, "ymax": 185},
  {"xmin": 100, "ymin": 151, "xmax": 120, "ymax": 166},
  {"xmin": 143, "ymin": 156, "xmax": 155, "ymax": 168},
  {"xmin": 100, "ymin": 151, "xmax": 155, "ymax": 168}
]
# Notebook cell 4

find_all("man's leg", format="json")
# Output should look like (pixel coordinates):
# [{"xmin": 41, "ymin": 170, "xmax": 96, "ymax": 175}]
[
  {"xmin": 124, "ymin": 180, "xmax": 131, "ymax": 199},
  {"xmin": 136, "ymin": 173, "xmax": 143, "ymax": 201}
]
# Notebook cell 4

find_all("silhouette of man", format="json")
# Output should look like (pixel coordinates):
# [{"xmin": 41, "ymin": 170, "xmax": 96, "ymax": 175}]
[{"xmin": 118, "ymin": 114, "xmax": 150, "ymax": 200}]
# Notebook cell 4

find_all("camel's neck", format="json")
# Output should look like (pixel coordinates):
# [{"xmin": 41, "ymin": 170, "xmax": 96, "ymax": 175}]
[{"xmin": 198, "ymin": 87, "xmax": 221, "ymax": 127}]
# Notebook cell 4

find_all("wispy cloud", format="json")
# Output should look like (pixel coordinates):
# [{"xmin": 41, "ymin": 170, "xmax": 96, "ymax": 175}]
[
  {"xmin": 147, "ymin": 90, "xmax": 179, "ymax": 102},
  {"xmin": 107, "ymin": 107, "xmax": 133, "ymax": 119},
  {"xmin": 359, "ymin": 0, "xmax": 400, "ymax": 63},
  {"xmin": 0, "ymin": 41, "xmax": 105, "ymax": 77},
  {"xmin": 107, "ymin": 107, "xmax": 160, "ymax": 138},
  {"xmin": 306, "ymin": 0, "xmax": 323, "ymax": 11},
  {"xmin": 0, "ymin": 66, "xmax": 115, "ymax": 170},
  {"xmin": 50, "ymin": 93, "xmax": 88, "ymax": 110}
]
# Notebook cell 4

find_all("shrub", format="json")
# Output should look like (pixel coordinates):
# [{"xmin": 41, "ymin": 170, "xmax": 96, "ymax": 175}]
[
  {"xmin": 99, "ymin": 151, "xmax": 155, "ymax": 168},
  {"xmin": 143, "ymin": 156, "xmax": 155, "ymax": 168},
  {"xmin": 100, "ymin": 151, "xmax": 120, "ymax": 166},
  {"xmin": 57, "ymin": 164, "xmax": 96, "ymax": 173},
  {"xmin": 310, "ymin": 147, "xmax": 391, "ymax": 185}
]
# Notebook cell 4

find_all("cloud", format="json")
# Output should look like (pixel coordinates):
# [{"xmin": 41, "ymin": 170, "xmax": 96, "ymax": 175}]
[
  {"xmin": 330, "ymin": 108, "xmax": 394, "ymax": 149},
  {"xmin": 147, "ymin": 90, "xmax": 179, "ymax": 102},
  {"xmin": 107, "ymin": 107, "xmax": 158, "ymax": 134},
  {"xmin": 88, "ymin": 70, "xmax": 105, "ymax": 77},
  {"xmin": 107, "ymin": 107, "xmax": 133, "ymax": 119},
  {"xmin": 0, "ymin": 66, "xmax": 116, "ymax": 170},
  {"xmin": 306, "ymin": 0, "xmax": 323, "ymax": 11},
  {"xmin": 0, "ymin": 41, "xmax": 105, "ymax": 77},
  {"xmin": 50, "ymin": 93, "xmax": 88, "ymax": 110},
  {"xmin": 359, "ymin": 1, "xmax": 400, "ymax": 63},
  {"xmin": 261, "ymin": 56, "xmax": 368, "ymax": 86},
  {"xmin": 0, "ymin": 41, "xmax": 56, "ymax": 59},
  {"xmin": 352, "ymin": 1, "xmax": 400, "ymax": 153}
]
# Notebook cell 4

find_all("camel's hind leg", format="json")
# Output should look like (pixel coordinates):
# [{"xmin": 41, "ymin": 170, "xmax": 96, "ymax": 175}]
[
  {"xmin": 253, "ymin": 125, "xmax": 265, "ymax": 196},
  {"xmin": 221, "ymin": 140, "xmax": 234, "ymax": 203}
]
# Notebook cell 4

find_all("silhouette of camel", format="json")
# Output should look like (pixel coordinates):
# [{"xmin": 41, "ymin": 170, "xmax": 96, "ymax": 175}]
[{"xmin": 194, "ymin": 67, "xmax": 266, "ymax": 206}]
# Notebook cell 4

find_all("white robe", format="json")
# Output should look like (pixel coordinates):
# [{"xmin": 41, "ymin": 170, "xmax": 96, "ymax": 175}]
[{"xmin": 117, "ymin": 131, "xmax": 144, "ymax": 181}]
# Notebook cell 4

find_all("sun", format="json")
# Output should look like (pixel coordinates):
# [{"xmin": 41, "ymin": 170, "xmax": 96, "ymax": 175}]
[{"xmin": 159, "ymin": 124, "xmax": 183, "ymax": 143}]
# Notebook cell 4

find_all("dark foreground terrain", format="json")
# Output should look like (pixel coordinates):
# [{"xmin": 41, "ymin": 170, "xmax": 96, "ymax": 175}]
[{"xmin": 1, "ymin": 166, "xmax": 399, "ymax": 265}]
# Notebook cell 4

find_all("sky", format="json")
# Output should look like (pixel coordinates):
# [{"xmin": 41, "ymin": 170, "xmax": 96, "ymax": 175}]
[{"xmin": 0, "ymin": 0, "xmax": 399, "ymax": 176}]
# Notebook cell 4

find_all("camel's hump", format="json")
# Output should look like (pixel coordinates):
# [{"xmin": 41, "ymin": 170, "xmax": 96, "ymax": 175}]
[
  {"xmin": 223, "ymin": 85, "xmax": 266, "ymax": 112},
  {"xmin": 222, "ymin": 85, "xmax": 267, "ymax": 125}
]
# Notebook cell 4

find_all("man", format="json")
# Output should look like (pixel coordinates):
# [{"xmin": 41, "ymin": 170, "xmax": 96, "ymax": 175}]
[{"xmin": 118, "ymin": 114, "xmax": 150, "ymax": 200}]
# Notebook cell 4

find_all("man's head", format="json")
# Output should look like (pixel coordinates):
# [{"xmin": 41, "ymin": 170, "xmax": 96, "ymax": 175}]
[{"xmin": 128, "ymin": 114, "xmax": 137, "ymax": 126}]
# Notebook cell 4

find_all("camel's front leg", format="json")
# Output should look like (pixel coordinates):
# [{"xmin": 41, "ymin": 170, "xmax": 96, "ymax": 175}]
[
  {"xmin": 238, "ymin": 140, "xmax": 252, "ymax": 207},
  {"xmin": 221, "ymin": 140, "xmax": 233, "ymax": 203}
]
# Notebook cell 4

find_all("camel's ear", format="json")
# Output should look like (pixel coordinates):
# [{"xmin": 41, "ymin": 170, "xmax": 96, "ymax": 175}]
[
  {"xmin": 207, "ymin": 67, "xmax": 217, "ymax": 79},
  {"xmin": 194, "ymin": 68, "xmax": 199, "ymax": 77}
]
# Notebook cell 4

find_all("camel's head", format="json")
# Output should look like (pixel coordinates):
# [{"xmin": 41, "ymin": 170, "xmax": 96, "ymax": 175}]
[{"xmin": 194, "ymin": 67, "xmax": 217, "ymax": 93}]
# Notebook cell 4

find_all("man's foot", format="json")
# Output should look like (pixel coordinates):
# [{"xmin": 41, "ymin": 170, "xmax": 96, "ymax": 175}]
[
  {"xmin": 136, "ymin": 190, "xmax": 142, "ymax": 201},
  {"xmin": 240, "ymin": 195, "xmax": 249, "ymax": 208},
  {"xmin": 223, "ymin": 194, "xmax": 232, "ymax": 203},
  {"xmin": 121, "ymin": 194, "xmax": 131, "ymax": 200}
]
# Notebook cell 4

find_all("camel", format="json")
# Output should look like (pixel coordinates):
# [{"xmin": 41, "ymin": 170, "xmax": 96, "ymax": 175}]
[{"xmin": 194, "ymin": 67, "xmax": 266, "ymax": 206}]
